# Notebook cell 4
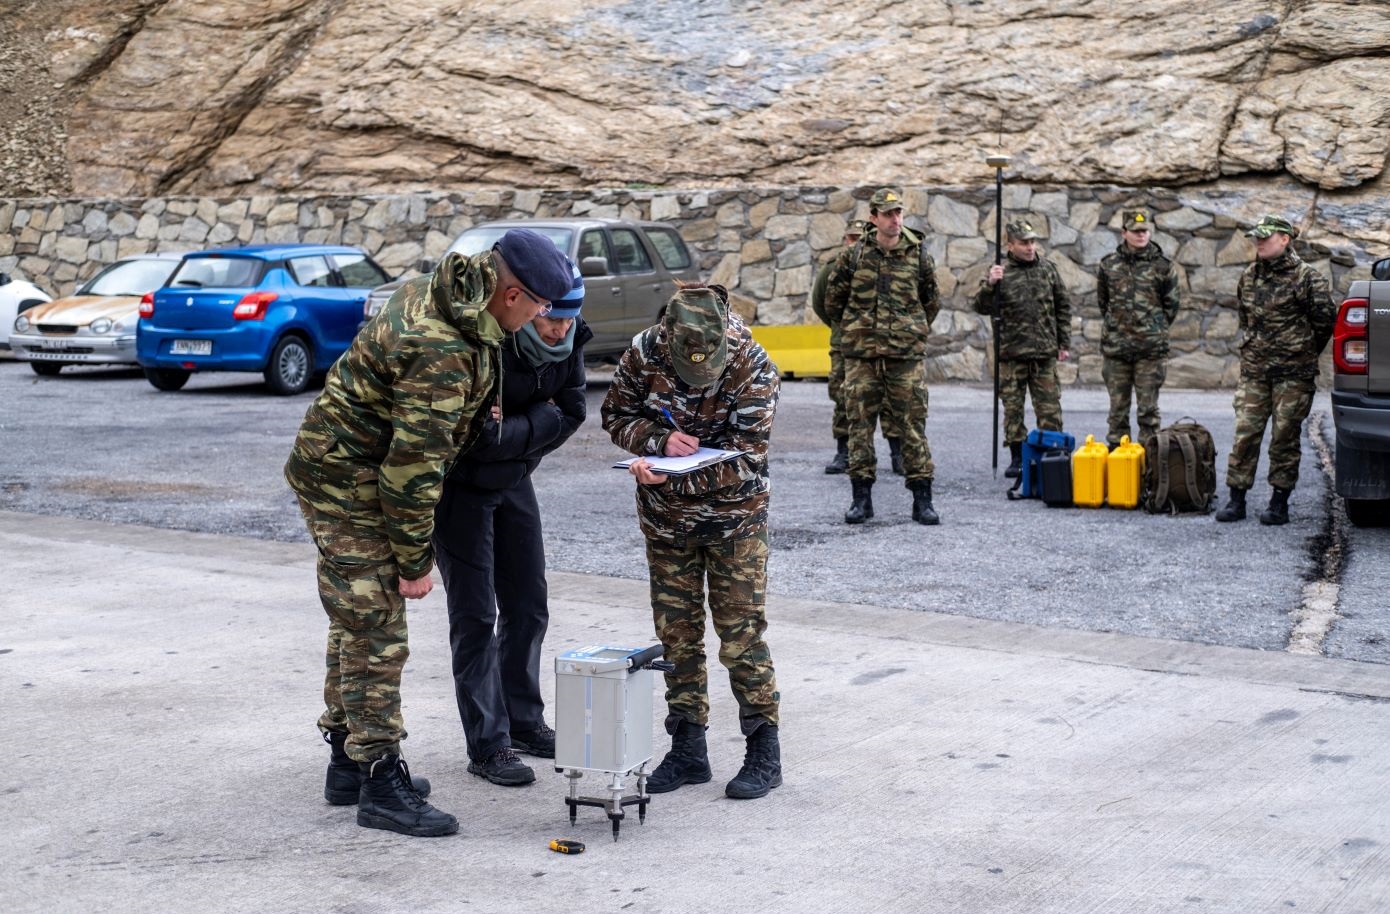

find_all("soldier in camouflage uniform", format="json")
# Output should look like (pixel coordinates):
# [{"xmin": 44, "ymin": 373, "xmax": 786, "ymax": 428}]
[
  {"xmin": 973, "ymin": 219, "xmax": 1072, "ymax": 481},
  {"xmin": 284, "ymin": 229, "xmax": 572, "ymax": 837},
  {"xmin": 601, "ymin": 283, "xmax": 783, "ymax": 800},
  {"xmin": 811, "ymin": 220, "xmax": 906, "ymax": 475},
  {"xmin": 1096, "ymin": 209, "xmax": 1181, "ymax": 448},
  {"xmin": 1215, "ymin": 214, "xmax": 1335, "ymax": 526},
  {"xmin": 823, "ymin": 188, "xmax": 942, "ymax": 525}
]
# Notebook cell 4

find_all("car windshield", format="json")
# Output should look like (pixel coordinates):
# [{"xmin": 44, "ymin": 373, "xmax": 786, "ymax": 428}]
[
  {"xmin": 447, "ymin": 226, "xmax": 573, "ymax": 258},
  {"xmin": 169, "ymin": 256, "xmax": 263, "ymax": 289},
  {"xmin": 79, "ymin": 259, "xmax": 180, "ymax": 297}
]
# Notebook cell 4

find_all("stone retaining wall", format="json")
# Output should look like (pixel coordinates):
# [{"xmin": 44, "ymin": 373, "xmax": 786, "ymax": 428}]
[{"xmin": 1, "ymin": 186, "xmax": 1378, "ymax": 388}]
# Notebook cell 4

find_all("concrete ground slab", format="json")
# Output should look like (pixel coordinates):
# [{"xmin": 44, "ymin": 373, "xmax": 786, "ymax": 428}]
[{"xmin": 3, "ymin": 511, "xmax": 1388, "ymax": 914}]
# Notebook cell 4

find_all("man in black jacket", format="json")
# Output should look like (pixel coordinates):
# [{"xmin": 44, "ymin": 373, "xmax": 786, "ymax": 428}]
[{"xmin": 433, "ymin": 264, "xmax": 591, "ymax": 787}]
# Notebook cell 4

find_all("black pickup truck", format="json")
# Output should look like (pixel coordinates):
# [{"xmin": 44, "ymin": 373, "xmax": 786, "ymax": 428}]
[{"xmin": 1331, "ymin": 256, "xmax": 1390, "ymax": 526}]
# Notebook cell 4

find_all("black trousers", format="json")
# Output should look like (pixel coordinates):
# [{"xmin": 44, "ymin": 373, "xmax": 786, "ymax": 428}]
[{"xmin": 433, "ymin": 475, "xmax": 549, "ymax": 762}]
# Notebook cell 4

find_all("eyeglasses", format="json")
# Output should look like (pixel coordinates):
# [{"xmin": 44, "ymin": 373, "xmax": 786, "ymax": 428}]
[{"xmin": 514, "ymin": 284, "xmax": 551, "ymax": 315}]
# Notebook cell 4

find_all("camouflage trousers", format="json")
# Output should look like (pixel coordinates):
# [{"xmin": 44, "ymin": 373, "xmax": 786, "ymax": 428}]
[
  {"xmin": 1225, "ymin": 374, "xmax": 1315, "ymax": 491},
  {"xmin": 1102, "ymin": 355, "xmax": 1166, "ymax": 447},
  {"xmin": 999, "ymin": 358, "xmax": 1063, "ymax": 445},
  {"xmin": 829, "ymin": 348, "xmax": 903, "ymax": 441},
  {"xmin": 843, "ymin": 355, "xmax": 933, "ymax": 482},
  {"xmin": 645, "ymin": 532, "xmax": 779, "ymax": 729},
  {"xmin": 297, "ymin": 496, "xmax": 410, "ymax": 764}
]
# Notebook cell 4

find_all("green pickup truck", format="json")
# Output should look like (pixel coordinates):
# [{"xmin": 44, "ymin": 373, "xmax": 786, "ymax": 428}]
[{"xmin": 1332, "ymin": 256, "xmax": 1390, "ymax": 526}]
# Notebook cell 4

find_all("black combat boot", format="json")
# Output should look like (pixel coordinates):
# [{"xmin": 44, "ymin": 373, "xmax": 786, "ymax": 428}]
[
  {"xmin": 324, "ymin": 730, "xmax": 430, "ymax": 806},
  {"xmin": 910, "ymin": 478, "xmax": 940, "ymax": 525},
  {"xmin": 823, "ymin": 437, "xmax": 849, "ymax": 475},
  {"xmin": 646, "ymin": 718, "xmax": 712, "ymax": 794},
  {"xmin": 725, "ymin": 721, "xmax": 782, "ymax": 800},
  {"xmin": 1004, "ymin": 442, "xmax": 1023, "ymax": 479},
  {"xmin": 1260, "ymin": 487, "xmax": 1291, "ymax": 526},
  {"xmin": 844, "ymin": 478, "xmax": 874, "ymax": 524},
  {"xmin": 356, "ymin": 755, "xmax": 458, "ymax": 837},
  {"xmin": 1215, "ymin": 486, "xmax": 1248, "ymax": 522},
  {"xmin": 887, "ymin": 437, "xmax": 905, "ymax": 476}
]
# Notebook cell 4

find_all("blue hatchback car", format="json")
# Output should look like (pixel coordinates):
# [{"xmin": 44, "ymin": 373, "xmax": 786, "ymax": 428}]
[{"xmin": 136, "ymin": 244, "xmax": 391, "ymax": 394}]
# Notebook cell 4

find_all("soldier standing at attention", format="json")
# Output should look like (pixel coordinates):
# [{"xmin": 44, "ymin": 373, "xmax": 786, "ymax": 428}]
[
  {"xmin": 811, "ymin": 220, "xmax": 907, "ymax": 476},
  {"xmin": 601, "ymin": 283, "xmax": 783, "ymax": 800},
  {"xmin": 973, "ymin": 219, "xmax": 1072, "ymax": 480},
  {"xmin": 1096, "ymin": 209, "xmax": 1180, "ymax": 448},
  {"xmin": 1215, "ymin": 214, "xmax": 1335, "ymax": 526},
  {"xmin": 284, "ymin": 229, "xmax": 572, "ymax": 837},
  {"xmin": 824, "ymin": 188, "xmax": 941, "ymax": 525}
]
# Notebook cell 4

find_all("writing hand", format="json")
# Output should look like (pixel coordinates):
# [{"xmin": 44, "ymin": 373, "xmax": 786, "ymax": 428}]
[{"xmin": 664, "ymin": 431, "xmax": 700, "ymax": 457}]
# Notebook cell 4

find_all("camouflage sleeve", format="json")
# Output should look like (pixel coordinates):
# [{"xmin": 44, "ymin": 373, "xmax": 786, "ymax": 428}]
[
  {"xmin": 809, "ymin": 260, "xmax": 834, "ymax": 327},
  {"xmin": 664, "ymin": 347, "xmax": 779, "ymax": 498},
  {"xmin": 1162, "ymin": 260, "xmax": 1181, "ymax": 326},
  {"xmin": 823, "ymin": 248, "xmax": 853, "ymax": 325},
  {"xmin": 380, "ymin": 352, "xmax": 479, "ymax": 579},
  {"xmin": 1305, "ymin": 265, "xmax": 1337, "ymax": 355},
  {"xmin": 1235, "ymin": 270, "xmax": 1250, "ymax": 332},
  {"xmin": 919, "ymin": 250, "xmax": 941, "ymax": 327},
  {"xmin": 1096, "ymin": 261, "xmax": 1111, "ymax": 317},
  {"xmin": 601, "ymin": 340, "xmax": 670, "ymax": 457},
  {"xmin": 971, "ymin": 279, "xmax": 995, "ymax": 315},
  {"xmin": 1051, "ymin": 262, "xmax": 1072, "ymax": 349}
]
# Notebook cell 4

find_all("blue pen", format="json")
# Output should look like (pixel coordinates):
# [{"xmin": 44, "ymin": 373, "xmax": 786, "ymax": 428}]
[{"xmin": 659, "ymin": 406, "xmax": 681, "ymax": 432}]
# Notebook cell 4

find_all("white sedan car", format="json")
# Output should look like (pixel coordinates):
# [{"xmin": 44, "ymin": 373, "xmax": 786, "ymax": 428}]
[
  {"xmin": 0, "ymin": 272, "xmax": 53, "ymax": 350},
  {"xmin": 11, "ymin": 252, "xmax": 184, "ymax": 375}
]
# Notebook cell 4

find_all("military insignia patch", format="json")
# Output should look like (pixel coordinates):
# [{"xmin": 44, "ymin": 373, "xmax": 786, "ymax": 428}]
[
  {"xmin": 690, "ymin": 352, "xmax": 706, "ymax": 363},
  {"xmin": 1134, "ymin": 213, "xmax": 1145, "ymax": 223}
]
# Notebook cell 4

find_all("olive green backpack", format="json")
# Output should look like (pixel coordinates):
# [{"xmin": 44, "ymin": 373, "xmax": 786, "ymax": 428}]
[{"xmin": 1141, "ymin": 418, "xmax": 1218, "ymax": 515}]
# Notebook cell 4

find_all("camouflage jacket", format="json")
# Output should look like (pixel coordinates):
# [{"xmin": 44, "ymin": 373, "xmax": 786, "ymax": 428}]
[
  {"xmin": 284, "ymin": 251, "xmax": 503, "ymax": 579},
  {"xmin": 972, "ymin": 252, "xmax": 1072, "ymax": 361},
  {"xmin": 601, "ymin": 313, "xmax": 779, "ymax": 546},
  {"xmin": 1235, "ymin": 248, "xmax": 1336, "ymax": 381},
  {"xmin": 809, "ymin": 254, "xmax": 843, "ymax": 349},
  {"xmin": 823, "ymin": 226, "xmax": 940, "ymax": 359},
  {"xmin": 1096, "ymin": 241, "xmax": 1181, "ymax": 359}
]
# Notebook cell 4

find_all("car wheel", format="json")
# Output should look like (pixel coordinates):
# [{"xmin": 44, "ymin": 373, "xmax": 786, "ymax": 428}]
[
  {"xmin": 264, "ymin": 335, "xmax": 311, "ymax": 395},
  {"xmin": 144, "ymin": 367, "xmax": 191, "ymax": 391},
  {"xmin": 30, "ymin": 362, "xmax": 62, "ymax": 377},
  {"xmin": 1345, "ymin": 498, "xmax": 1390, "ymax": 528}
]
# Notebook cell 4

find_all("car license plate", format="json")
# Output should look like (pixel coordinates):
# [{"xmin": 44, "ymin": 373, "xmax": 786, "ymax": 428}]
[
  {"xmin": 170, "ymin": 339, "xmax": 212, "ymax": 356},
  {"xmin": 40, "ymin": 338, "xmax": 71, "ymax": 350}
]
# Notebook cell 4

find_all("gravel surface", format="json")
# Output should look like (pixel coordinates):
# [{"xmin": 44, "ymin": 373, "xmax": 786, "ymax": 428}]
[{"xmin": 1, "ymin": 355, "xmax": 1384, "ymax": 662}]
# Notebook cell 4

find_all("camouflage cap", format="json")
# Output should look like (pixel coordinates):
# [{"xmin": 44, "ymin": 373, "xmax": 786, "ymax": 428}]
[
  {"xmin": 665, "ymin": 284, "xmax": 728, "ymax": 388},
  {"xmin": 1005, "ymin": 219, "xmax": 1039, "ymax": 241},
  {"xmin": 1123, "ymin": 209, "xmax": 1154, "ymax": 231},
  {"xmin": 1245, "ymin": 214, "xmax": 1297, "ymax": 239},
  {"xmin": 869, "ymin": 188, "xmax": 905, "ymax": 212}
]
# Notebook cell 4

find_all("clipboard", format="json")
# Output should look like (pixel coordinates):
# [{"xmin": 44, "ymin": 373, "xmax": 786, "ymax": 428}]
[{"xmin": 612, "ymin": 447, "xmax": 746, "ymax": 476}]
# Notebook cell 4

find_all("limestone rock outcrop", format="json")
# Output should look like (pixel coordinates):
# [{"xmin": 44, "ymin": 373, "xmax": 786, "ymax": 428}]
[{"xmin": 2, "ymin": 0, "xmax": 1387, "ymax": 219}]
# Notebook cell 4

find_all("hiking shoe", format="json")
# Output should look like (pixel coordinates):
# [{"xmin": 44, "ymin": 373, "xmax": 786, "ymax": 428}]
[
  {"xmin": 509, "ymin": 724, "xmax": 556, "ymax": 759},
  {"xmin": 646, "ymin": 719, "xmax": 711, "ymax": 794},
  {"xmin": 468, "ymin": 748, "xmax": 535, "ymax": 786},
  {"xmin": 725, "ymin": 724, "xmax": 782, "ymax": 800}
]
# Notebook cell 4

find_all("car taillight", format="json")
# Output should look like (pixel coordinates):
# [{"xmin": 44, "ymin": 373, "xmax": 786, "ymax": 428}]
[
  {"xmin": 138, "ymin": 292, "xmax": 154, "ymax": 318},
  {"xmin": 234, "ymin": 291, "xmax": 278, "ymax": 321},
  {"xmin": 1334, "ymin": 298, "xmax": 1369, "ymax": 375}
]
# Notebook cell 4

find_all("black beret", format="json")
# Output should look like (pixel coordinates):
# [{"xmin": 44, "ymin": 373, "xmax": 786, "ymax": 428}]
[{"xmin": 494, "ymin": 229, "xmax": 574, "ymax": 302}]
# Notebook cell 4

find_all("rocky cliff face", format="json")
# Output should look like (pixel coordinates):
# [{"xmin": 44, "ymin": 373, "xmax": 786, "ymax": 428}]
[{"xmin": 3, "ymin": 0, "xmax": 1388, "ymax": 222}]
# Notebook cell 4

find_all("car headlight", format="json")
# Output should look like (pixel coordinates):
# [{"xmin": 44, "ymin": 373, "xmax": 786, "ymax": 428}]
[
  {"xmin": 91, "ymin": 318, "xmax": 113, "ymax": 334},
  {"xmin": 13, "ymin": 315, "xmax": 29, "ymax": 333}
]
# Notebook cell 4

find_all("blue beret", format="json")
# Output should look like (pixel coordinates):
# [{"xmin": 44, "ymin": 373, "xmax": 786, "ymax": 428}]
[
  {"xmin": 494, "ymin": 229, "xmax": 573, "ymax": 302},
  {"xmin": 547, "ymin": 259, "xmax": 585, "ymax": 319}
]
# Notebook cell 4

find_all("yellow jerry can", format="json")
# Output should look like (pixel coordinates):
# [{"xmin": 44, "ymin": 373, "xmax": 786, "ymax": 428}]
[
  {"xmin": 1072, "ymin": 434, "xmax": 1108, "ymax": 508},
  {"xmin": 1107, "ymin": 435, "xmax": 1147, "ymax": 510}
]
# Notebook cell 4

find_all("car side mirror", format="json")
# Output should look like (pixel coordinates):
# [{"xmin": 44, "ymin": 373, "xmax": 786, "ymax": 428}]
[
  {"xmin": 1373, "ymin": 257, "xmax": 1390, "ymax": 282},
  {"xmin": 580, "ymin": 256, "xmax": 610, "ymax": 277},
  {"xmin": 416, "ymin": 258, "xmax": 437, "ymax": 276}
]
